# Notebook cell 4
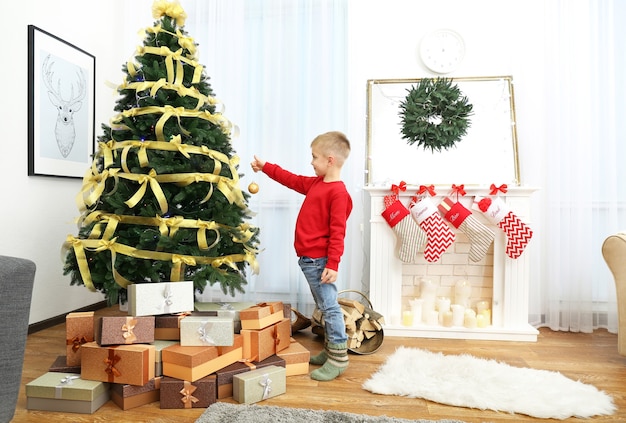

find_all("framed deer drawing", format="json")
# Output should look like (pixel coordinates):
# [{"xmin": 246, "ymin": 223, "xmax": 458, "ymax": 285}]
[{"xmin": 28, "ymin": 25, "xmax": 95, "ymax": 178}]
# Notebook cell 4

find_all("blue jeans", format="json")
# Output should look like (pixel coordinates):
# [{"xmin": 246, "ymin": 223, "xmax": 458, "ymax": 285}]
[{"xmin": 298, "ymin": 256, "xmax": 347, "ymax": 345}]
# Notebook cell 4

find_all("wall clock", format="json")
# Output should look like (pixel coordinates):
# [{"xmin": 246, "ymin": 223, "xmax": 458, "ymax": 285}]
[{"xmin": 419, "ymin": 29, "xmax": 465, "ymax": 74}]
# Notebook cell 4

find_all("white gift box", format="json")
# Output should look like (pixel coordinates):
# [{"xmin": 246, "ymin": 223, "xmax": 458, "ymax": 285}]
[
  {"xmin": 179, "ymin": 316, "xmax": 234, "ymax": 347},
  {"xmin": 127, "ymin": 281, "xmax": 194, "ymax": 317}
]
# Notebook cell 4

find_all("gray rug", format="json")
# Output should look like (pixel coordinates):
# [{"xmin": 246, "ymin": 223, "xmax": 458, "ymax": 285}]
[{"xmin": 196, "ymin": 402, "xmax": 466, "ymax": 423}]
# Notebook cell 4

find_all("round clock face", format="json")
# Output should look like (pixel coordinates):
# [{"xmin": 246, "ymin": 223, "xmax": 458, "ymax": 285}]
[{"xmin": 419, "ymin": 29, "xmax": 465, "ymax": 74}]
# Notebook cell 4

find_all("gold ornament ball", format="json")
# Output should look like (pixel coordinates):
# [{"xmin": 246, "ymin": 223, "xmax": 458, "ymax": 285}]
[{"xmin": 248, "ymin": 182, "xmax": 259, "ymax": 194}]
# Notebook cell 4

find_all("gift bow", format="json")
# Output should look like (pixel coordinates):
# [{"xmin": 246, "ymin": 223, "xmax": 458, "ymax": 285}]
[
  {"xmin": 451, "ymin": 184, "xmax": 466, "ymax": 197},
  {"xmin": 197, "ymin": 321, "xmax": 216, "ymax": 345},
  {"xmin": 180, "ymin": 381, "xmax": 199, "ymax": 408},
  {"xmin": 259, "ymin": 373, "xmax": 272, "ymax": 399},
  {"xmin": 418, "ymin": 184, "xmax": 436, "ymax": 196},
  {"xmin": 122, "ymin": 317, "xmax": 138, "ymax": 344},
  {"xmin": 104, "ymin": 353, "xmax": 122, "ymax": 378},
  {"xmin": 69, "ymin": 336, "xmax": 88, "ymax": 352},
  {"xmin": 391, "ymin": 181, "xmax": 407, "ymax": 195},
  {"xmin": 490, "ymin": 183, "xmax": 508, "ymax": 195},
  {"xmin": 59, "ymin": 375, "xmax": 79, "ymax": 385}
]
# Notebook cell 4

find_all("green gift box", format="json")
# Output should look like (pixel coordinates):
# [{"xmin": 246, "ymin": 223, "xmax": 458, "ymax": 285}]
[
  {"xmin": 180, "ymin": 316, "xmax": 234, "ymax": 347},
  {"xmin": 25, "ymin": 372, "xmax": 109, "ymax": 414},
  {"xmin": 232, "ymin": 365, "xmax": 286, "ymax": 404}
]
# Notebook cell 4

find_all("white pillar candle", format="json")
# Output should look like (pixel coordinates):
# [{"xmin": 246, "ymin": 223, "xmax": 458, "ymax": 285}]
[
  {"xmin": 426, "ymin": 310, "xmax": 439, "ymax": 326},
  {"xmin": 477, "ymin": 313, "xmax": 488, "ymax": 328},
  {"xmin": 402, "ymin": 310, "xmax": 413, "ymax": 326},
  {"xmin": 442, "ymin": 310, "xmax": 454, "ymax": 327},
  {"xmin": 422, "ymin": 299, "xmax": 436, "ymax": 323},
  {"xmin": 476, "ymin": 300, "xmax": 490, "ymax": 315},
  {"xmin": 420, "ymin": 278, "xmax": 438, "ymax": 300},
  {"xmin": 464, "ymin": 309, "xmax": 477, "ymax": 328},
  {"xmin": 451, "ymin": 304, "xmax": 465, "ymax": 326},
  {"xmin": 481, "ymin": 309, "xmax": 491, "ymax": 325},
  {"xmin": 436, "ymin": 296, "xmax": 451, "ymax": 312},
  {"xmin": 454, "ymin": 279, "xmax": 472, "ymax": 307},
  {"xmin": 410, "ymin": 298, "xmax": 423, "ymax": 326}
]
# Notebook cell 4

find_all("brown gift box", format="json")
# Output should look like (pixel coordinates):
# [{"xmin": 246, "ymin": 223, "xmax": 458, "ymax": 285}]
[
  {"xmin": 80, "ymin": 342, "xmax": 155, "ymax": 386},
  {"xmin": 215, "ymin": 354, "xmax": 285, "ymax": 399},
  {"xmin": 65, "ymin": 312, "xmax": 95, "ymax": 366},
  {"xmin": 239, "ymin": 302, "xmax": 284, "ymax": 330},
  {"xmin": 277, "ymin": 338, "xmax": 310, "ymax": 376},
  {"xmin": 154, "ymin": 313, "xmax": 188, "ymax": 340},
  {"xmin": 111, "ymin": 377, "xmax": 162, "ymax": 410},
  {"xmin": 49, "ymin": 355, "xmax": 81, "ymax": 374},
  {"xmin": 95, "ymin": 315, "xmax": 155, "ymax": 346},
  {"xmin": 241, "ymin": 318, "xmax": 291, "ymax": 362},
  {"xmin": 159, "ymin": 375, "xmax": 216, "ymax": 409}
]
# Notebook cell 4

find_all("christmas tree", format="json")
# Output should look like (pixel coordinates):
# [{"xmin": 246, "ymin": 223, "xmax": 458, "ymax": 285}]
[{"xmin": 63, "ymin": 0, "xmax": 259, "ymax": 306}]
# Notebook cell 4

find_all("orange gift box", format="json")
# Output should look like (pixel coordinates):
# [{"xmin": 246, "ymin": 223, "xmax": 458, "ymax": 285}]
[
  {"xmin": 277, "ymin": 338, "xmax": 310, "ymax": 376},
  {"xmin": 80, "ymin": 342, "xmax": 155, "ymax": 386},
  {"xmin": 241, "ymin": 318, "xmax": 291, "ymax": 362},
  {"xmin": 239, "ymin": 302, "xmax": 284, "ymax": 330},
  {"xmin": 65, "ymin": 312, "xmax": 95, "ymax": 366},
  {"xmin": 161, "ymin": 338, "xmax": 242, "ymax": 382}
]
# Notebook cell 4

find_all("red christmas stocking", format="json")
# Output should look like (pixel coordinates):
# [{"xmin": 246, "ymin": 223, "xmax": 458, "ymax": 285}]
[
  {"xmin": 382, "ymin": 195, "xmax": 427, "ymax": 263},
  {"xmin": 438, "ymin": 197, "xmax": 494, "ymax": 262},
  {"xmin": 474, "ymin": 196, "xmax": 533, "ymax": 259},
  {"xmin": 409, "ymin": 197, "xmax": 455, "ymax": 262}
]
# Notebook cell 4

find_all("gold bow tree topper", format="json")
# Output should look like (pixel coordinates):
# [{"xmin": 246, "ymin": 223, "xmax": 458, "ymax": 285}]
[{"xmin": 63, "ymin": 0, "xmax": 259, "ymax": 305}]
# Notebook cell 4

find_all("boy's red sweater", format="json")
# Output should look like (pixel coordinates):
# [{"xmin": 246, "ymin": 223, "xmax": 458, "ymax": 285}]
[{"xmin": 263, "ymin": 163, "xmax": 352, "ymax": 271}]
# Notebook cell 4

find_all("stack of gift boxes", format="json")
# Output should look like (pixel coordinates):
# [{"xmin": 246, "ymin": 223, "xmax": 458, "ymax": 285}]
[{"xmin": 25, "ymin": 281, "xmax": 311, "ymax": 414}]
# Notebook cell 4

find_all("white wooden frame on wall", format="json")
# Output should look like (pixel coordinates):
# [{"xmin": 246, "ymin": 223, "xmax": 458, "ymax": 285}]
[{"xmin": 366, "ymin": 76, "xmax": 520, "ymax": 187}]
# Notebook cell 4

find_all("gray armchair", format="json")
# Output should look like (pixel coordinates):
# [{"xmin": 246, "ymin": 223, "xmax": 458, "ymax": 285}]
[{"xmin": 0, "ymin": 255, "xmax": 36, "ymax": 423}]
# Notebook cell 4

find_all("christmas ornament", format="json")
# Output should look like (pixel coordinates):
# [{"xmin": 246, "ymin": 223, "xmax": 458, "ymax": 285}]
[
  {"xmin": 381, "ymin": 181, "xmax": 426, "ymax": 263},
  {"xmin": 399, "ymin": 78, "xmax": 473, "ymax": 152},
  {"xmin": 474, "ymin": 186, "xmax": 533, "ymax": 259},
  {"xmin": 438, "ymin": 185, "xmax": 494, "ymax": 262},
  {"xmin": 409, "ymin": 185, "xmax": 455, "ymax": 262},
  {"xmin": 248, "ymin": 182, "xmax": 259, "ymax": 194}
]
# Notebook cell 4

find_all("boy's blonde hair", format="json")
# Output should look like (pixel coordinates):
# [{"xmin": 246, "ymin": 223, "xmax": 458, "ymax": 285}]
[{"xmin": 311, "ymin": 131, "xmax": 351, "ymax": 165}]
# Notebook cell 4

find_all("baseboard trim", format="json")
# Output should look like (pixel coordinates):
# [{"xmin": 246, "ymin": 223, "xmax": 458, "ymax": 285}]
[{"xmin": 28, "ymin": 300, "xmax": 109, "ymax": 334}]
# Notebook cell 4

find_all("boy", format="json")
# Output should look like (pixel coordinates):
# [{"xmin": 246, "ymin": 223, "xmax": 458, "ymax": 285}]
[{"xmin": 250, "ymin": 131, "xmax": 352, "ymax": 381}]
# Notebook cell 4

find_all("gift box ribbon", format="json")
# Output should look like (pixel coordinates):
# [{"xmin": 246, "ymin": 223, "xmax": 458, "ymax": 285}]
[
  {"xmin": 55, "ymin": 375, "xmax": 79, "ymax": 399},
  {"xmin": 259, "ymin": 373, "xmax": 272, "ymax": 399},
  {"xmin": 180, "ymin": 381, "xmax": 199, "ymax": 408},
  {"xmin": 104, "ymin": 350, "xmax": 122, "ymax": 382},
  {"xmin": 122, "ymin": 317, "xmax": 138, "ymax": 344},
  {"xmin": 67, "ymin": 336, "xmax": 89, "ymax": 353},
  {"xmin": 197, "ymin": 321, "xmax": 216, "ymax": 345}
]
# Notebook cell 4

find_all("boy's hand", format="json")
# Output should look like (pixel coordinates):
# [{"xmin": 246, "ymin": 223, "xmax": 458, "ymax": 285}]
[
  {"xmin": 251, "ymin": 155, "xmax": 265, "ymax": 173},
  {"xmin": 321, "ymin": 268, "xmax": 338, "ymax": 284}
]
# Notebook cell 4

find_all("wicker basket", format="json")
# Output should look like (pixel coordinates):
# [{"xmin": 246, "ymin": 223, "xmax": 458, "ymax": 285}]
[{"xmin": 311, "ymin": 289, "xmax": 384, "ymax": 355}]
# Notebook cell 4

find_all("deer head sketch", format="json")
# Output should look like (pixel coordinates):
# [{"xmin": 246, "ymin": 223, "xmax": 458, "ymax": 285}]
[{"xmin": 42, "ymin": 54, "xmax": 86, "ymax": 158}]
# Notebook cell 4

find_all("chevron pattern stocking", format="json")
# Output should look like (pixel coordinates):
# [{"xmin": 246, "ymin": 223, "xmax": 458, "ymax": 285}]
[
  {"xmin": 410, "ymin": 197, "xmax": 455, "ymax": 262},
  {"xmin": 475, "ymin": 196, "xmax": 533, "ymax": 259}
]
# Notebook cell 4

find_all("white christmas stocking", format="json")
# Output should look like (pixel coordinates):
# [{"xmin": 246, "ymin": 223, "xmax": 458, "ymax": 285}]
[
  {"xmin": 438, "ymin": 197, "xmax": 494, "ymax": 262},
  {"xmin": 410, "ymin": 197, "xmax": 455, "ymax": 262},
  {"xmin": 474, "ymin": 196, "xmax": 533, "ymax": 259},
  {"xmin": 382, "ymin": 195, "xmax": 427, "ymax": 263}
]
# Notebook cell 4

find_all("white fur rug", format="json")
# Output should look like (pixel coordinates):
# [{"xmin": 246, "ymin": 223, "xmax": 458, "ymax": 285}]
[{"xmin": 362, "ymin": 347, "xmax": 615, "ymax": 419}]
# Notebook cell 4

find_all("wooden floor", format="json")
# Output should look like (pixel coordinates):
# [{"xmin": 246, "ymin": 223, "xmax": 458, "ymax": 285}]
[{"xmin": 12, "ymin": 306, "xmax": 626, "ymax": 423}]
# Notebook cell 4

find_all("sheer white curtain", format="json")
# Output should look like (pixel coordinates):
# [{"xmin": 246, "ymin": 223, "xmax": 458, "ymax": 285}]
[
  {"xmin": 530, "ymin": 0, "xmax": 626, "ymax": 333},
  {"xmin": 124, "ymin": 0, "xmax": 351, "ymax": 313}
]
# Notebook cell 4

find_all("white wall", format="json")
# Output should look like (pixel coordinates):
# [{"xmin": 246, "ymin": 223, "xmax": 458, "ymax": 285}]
[
  {"xmin": 2, "ymin": 0, "xmax": 131, "ymax": 323},
  {"xmin": 6, "ymin": 0, "xmax": 549, "ymax": 325}
]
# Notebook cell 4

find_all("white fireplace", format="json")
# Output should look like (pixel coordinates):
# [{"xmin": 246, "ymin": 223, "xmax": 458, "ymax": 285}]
[{"xmin": 364, "ymin": 185, "xmax": 539, "ymax": 342}]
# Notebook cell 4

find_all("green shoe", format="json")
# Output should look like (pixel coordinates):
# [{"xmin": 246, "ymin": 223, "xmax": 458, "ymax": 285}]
[
  {"xmin": 310, "ymin": 342, "xmax": 348, "ymax": 381},
  {"xmin": 309, "ymin": 349, "xmax": 327, "ymax": 365}
]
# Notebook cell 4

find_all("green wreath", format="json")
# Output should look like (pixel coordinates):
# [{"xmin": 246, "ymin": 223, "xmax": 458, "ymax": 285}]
[{"xmin": 399, "ymin": 78, "xmax": 473, "ymax": 153}]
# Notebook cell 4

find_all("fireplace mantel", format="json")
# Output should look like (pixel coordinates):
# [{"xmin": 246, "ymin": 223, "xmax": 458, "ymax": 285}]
[{"xmin": 364, "ymin": 185, "xmax": 539, "ymax": 342}]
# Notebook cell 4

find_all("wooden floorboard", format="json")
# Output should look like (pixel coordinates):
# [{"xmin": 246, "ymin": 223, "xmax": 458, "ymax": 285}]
[{"xmin": 12, "ymin": 306, "xmax": 626, "ymax": 422}]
